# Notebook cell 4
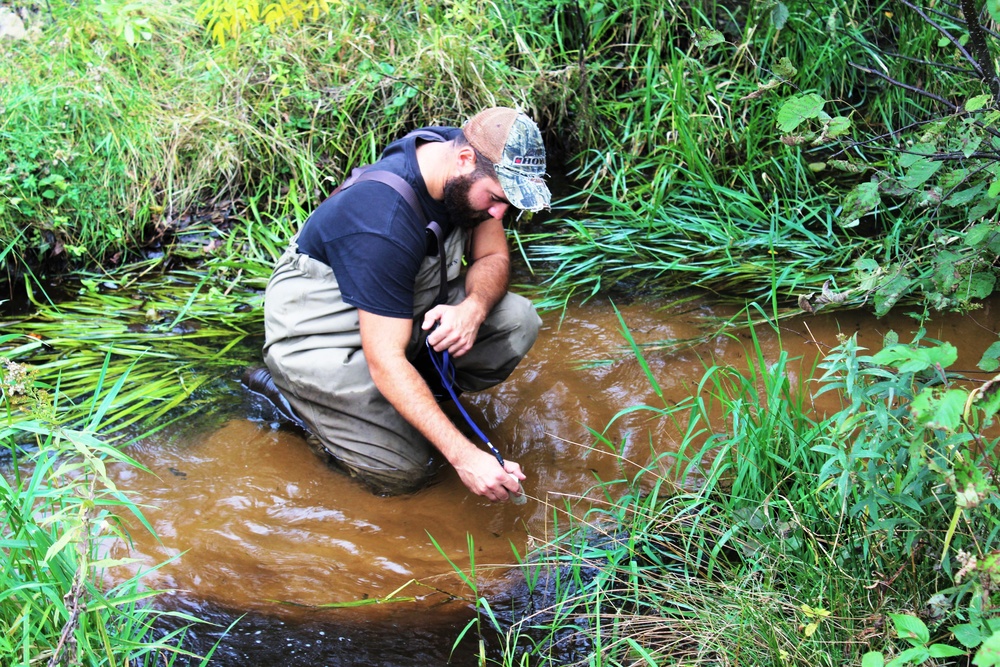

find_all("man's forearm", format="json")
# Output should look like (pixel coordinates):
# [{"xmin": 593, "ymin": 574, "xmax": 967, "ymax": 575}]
[
  {"xmin": 462, "ymin": 254, "xmax": 509, "ymax": 322},
  {"xmin": 358, "ymin": 309, "xmax": 525, "ymax": 500},
  {"xmin": 373, "ymin": 356, "xmax": 474, "ymax": 463}
]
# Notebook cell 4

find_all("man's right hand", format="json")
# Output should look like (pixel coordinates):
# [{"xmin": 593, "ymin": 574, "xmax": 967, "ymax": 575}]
[
  {"xmin": 359, "ymin": 309, "xmax": 527, "ymax": 502},
  {"xmin": 452, "ymin": 448, "xmax": 526, "ymax": 502}
]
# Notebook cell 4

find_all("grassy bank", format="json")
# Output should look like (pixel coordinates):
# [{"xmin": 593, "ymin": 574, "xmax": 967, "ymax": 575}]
[
  {"xmin": 0, "ymin": 355, "xmax": 221, "ymax": 666},
  {"xmin": 488, "ymin": 316, "xmax": 1000, "ymax": 665},
  {"xmin": 0, "ymin": 0, "xmax": 553, "ymax": 278},
  {"xmin": 522, "ymin": 1, "xmax": 1000, "ymax": 316},
  {"xmin": 4, "ymin": 0, "xmax": 1000, "ymax": 318}
]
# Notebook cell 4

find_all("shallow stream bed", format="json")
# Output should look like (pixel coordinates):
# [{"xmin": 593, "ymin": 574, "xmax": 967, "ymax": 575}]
[{"xmin": 95, "ymin": 294, "xmax": 1000, "ymax": 665}]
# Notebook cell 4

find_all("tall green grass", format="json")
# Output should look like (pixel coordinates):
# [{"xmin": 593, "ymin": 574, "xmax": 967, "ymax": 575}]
[
  {"xmin": 522, "ymin": 0, "xmax": 1000, "ymax": 315},
  {"xmin": 0, "ymin": 0, "xmax": 555, "ymax": 280},
  {"xmin": 492, "ymin": 311, "xmax": 1000, "ymax": 666},
  {"xmin": 0, "ymin": 346, "xmax": 223, "ymax": 666}
]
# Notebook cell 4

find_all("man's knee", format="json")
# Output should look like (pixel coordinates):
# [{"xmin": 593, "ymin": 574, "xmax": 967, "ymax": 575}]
[
  {"xmin": 490, "ymin": 292, "xmax": 541, "ymax": 356},
  {"xmin": 348, "ymin": 459, "xmax": 441, "ymax": 496},
  {"xmin": 310, "ymin": 434, "xmax": 440, "ymax": 496}
]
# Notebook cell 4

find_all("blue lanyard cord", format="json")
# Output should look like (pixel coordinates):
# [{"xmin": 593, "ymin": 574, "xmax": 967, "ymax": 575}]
[{"xmin": 424, "ymin": 337, "xmax": 506, "ymax": 469}]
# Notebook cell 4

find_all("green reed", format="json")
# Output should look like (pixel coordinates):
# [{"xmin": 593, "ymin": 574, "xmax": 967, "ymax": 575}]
[
  {"xmin": 0, "ymin": 259, "xmax": 265, "ymax": 437},
  {"xmin": 0, "ymin": 349, "xmax": 224, "ymax": 666},
  {"xmin": 494, "ymin": 308, "xmax": 1000, "ymax": 666}
]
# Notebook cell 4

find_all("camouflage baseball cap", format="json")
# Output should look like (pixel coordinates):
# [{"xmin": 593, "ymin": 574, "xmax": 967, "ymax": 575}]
[{"xmin": 463, "ymin": 107, "xmax": 551, "ymax": 212}]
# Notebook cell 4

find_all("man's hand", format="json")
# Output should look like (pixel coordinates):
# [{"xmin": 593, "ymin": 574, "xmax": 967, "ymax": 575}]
[
  {"xmin": 452, "ymin": 448, "xmax": 526, "ymax": 502},
  {"xmin": 421, "ymin": 217, "xmax": 510, "ymax": 357},
  {"xmin": 360, "ymin": 309, "xmax": 528, "ymax": 500},
  {"xmin": 422, "ymin": 301, "xmax": 483, "ymax": 357}
]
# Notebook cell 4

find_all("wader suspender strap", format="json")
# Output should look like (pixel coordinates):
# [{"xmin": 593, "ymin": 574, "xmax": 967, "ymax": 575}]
[
  {"xmin": 337, "ymin": 170, "xmax": 449, "ymax": 308},
  {"xmin": 329, "ymin": 128, "xmax": 451, "ymax": 307}
]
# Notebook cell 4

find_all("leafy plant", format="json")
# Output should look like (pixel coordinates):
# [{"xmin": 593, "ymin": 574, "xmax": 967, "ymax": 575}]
[
  {"xmin": 773, "ymin": 1, "xmax": 1000, "ymax": 314},
  {"xmin": 861, "ymin": 614, "xmax": 965, "ymax": 667},
  {"xmin": 195, "ymin": 0, "xmax": 332, "ymax": 46},
  {"xmin": 0, "ymin": 353, "xmax": 223, "ymax": 666}
]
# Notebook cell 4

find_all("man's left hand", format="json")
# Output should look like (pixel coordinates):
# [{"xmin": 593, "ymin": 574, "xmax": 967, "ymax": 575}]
[{"xmin": 422, "ymin": 301, "xmax": 485, "ymax": 357}]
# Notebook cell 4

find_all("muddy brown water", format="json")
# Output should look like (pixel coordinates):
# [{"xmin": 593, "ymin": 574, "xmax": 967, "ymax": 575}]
[{"xmin": 98, "ymin": 294, "xmax": 1000, "ymax": 665}]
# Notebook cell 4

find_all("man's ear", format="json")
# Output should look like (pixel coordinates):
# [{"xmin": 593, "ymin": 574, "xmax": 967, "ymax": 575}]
[{"xmin": 454, "ymin": 145, "xmax": 478, "ymax": 175}]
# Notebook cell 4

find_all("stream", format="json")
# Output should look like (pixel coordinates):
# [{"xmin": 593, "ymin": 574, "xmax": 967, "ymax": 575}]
[{"xmin": 86, "ymin": 293, "xmax": 1000, "ymax": 665}]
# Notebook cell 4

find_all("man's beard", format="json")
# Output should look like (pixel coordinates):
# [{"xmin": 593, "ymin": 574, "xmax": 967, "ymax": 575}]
[{"xmin": 443, "ymin": 173, "xmax": 493, "ymax": 229}]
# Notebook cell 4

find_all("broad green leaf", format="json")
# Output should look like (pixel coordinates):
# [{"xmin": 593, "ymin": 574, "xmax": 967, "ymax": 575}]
[
  {"xmin": 855, "ymin": 257, "xmax": 880, "ymax": 273},
  {"xmin": 773, "ymin": 56, "xmax": 796, "ymax": 79},
  {"xmin": 924, "ymin": 342, "xmax": 958, "ymax": 367},
  {"xmin": 946, "ymin": 182, "xmax": 985, "ymax": 206},
  {"xmin": 964, "ymin": 272, "xmax": 996, "ymax": 300},
  {"xmin": 777, "ymin": 93, "xmax": 826, "ymax": 132},
  {"xmin": 826, "ymin": 115, "xmax": 851, "ymax": 137},
  {"xmin": 933, "ymin": 250, "xmax": 962, "ymax": 292},
  {"xmin": 974, "ymin": 629, "xmax": 1000, "ymax": 666},
  {"xmin": 771, "ymin": 1, "xmax": 789, "ymax": 29},
  {"xmin": 892, "ymin": 615, "xmax": 931, "ymax": 644},
  {"xmin": 966, "ymin": 223, "xmax": 996, "ymax": 247},
  {"xmin": 855, "ymin": 262, "xmax": 883, "ymax": 290},
  {"xmin": 953, "ymin": 623, "xmax": 986, "ymax": 648},
  {"xmin": 694, "ymin": 27, "xmax": 724, "ymax": 48},
  {"xmin": 979, "ymin": 343, "xmax": 1000, "ymax": 373},
  {"xmin": 838, "ymin": 181, "xmax": 880, "ymax": 227},
  {"xmin": 973, "ymin": 374, "xmax": 1000, "ymax": 425},
  {"xmin": 888, "ymin": 646, "xmax": 929, "ymax": 667},
  {"xmin": 962, "ymin": 134, "xmax": 985, "ymax": 157},
  {"xmin": 874, "ymin": 273, "xmax": 913, "ymax": 316},
  {"xmin": 929, "ymin": 643, "xmax": 967, "ymax": 658},
  {"xmin": 829, "ymin": 158, "xmax": 868, "ymax": 173},
  {"xmin": 970, "ymin": 196, "xmax": 1000, "ymax": 220},
  {"xmin": 861, "ymin": 651, "xmax": 885, "ymax": 667},
  {"xmin": 967, "ymin": 93, "xmax": 993, "ymax": 112},
  {"xmin": 987, "ymin": 0, "xmax": 1000, "ymax": 27},
  {"xmin": 901, "ymin": 157, "xmax": 943, "ymax": 189},
  {"xmin": 909, "ymin": 388, "xmax": 968, "ymax": 432},
  {"xmin": 872, "ymin": 343, "xmax": 957, "ymax": 373},
  {"xmin": 939, "ymin": 167, "xmax": 967, "ymax": 191},
  {"xmin": 900, "ymin": 143, "xmax": 936, "ymax": 168}
]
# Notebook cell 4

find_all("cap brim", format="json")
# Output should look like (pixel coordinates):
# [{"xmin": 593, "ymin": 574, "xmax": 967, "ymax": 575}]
[{"xmin": 497, "ymin": 170, "xmax": 551, "ymax": 212}]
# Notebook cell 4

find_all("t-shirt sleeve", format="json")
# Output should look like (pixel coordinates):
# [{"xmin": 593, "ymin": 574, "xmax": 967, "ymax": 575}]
[
  {"xmin": 326, "ymin": 231, "xmax": 423, "ymax": 318},
  {"xmin": 308, "ymin": 182, "xmax": 426, "ymax": 319}
]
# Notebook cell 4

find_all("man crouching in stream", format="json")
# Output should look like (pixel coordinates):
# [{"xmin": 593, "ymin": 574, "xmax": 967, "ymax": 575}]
[{"xmin": 246, "ymin": 107, "xmax": 549, "ymax": 502}]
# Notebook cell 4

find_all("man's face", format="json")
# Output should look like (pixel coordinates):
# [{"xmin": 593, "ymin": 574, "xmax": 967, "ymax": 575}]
[{"xmin": 443, "ymin": 173, "xmax": 512, "ymax": 229}]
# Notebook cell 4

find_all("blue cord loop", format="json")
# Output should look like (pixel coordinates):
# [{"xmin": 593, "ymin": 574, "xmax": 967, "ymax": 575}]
[{"xmin": 424, "ymin": 335, "xmax": 506, "ymax": 469}]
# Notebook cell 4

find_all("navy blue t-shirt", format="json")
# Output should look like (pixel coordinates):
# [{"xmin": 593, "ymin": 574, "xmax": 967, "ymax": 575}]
[{"xmin": 296, "ymin": 127, "xmax": 460, "ymax": 319}]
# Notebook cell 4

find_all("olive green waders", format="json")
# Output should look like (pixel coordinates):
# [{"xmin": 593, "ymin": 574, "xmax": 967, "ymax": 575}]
[{"xmin": 262, "ymin": 230, "xmax": 541, "ymax": 495}]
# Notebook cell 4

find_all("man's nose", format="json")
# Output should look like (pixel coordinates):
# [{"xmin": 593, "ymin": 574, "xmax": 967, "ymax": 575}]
[{"xmin": 488, "ymin": 202, "xmax": 510, "ymax": 220}]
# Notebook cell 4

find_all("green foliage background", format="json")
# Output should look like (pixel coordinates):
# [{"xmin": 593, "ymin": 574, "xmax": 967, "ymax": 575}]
[
  {"xmin": 6, "ymin": 1, "xmax": 1000, "ymax": 665},
  {"xmin": 3, "ymin": 0, "xmax": 1000, "ymax": 316}
]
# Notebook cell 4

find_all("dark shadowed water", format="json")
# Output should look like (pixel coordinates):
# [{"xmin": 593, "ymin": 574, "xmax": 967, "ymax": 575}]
[{"xmin": 90, "ymin": 294, "xmax": 1000, "ymax": 665}]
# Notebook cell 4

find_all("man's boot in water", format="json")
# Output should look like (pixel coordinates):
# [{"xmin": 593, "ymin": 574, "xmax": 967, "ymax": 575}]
[{"xmin": 242, "ymin": 367, "xmax": 309, "ymax": 431}]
